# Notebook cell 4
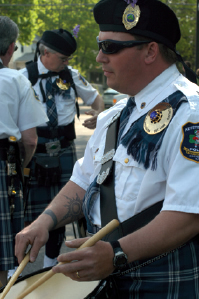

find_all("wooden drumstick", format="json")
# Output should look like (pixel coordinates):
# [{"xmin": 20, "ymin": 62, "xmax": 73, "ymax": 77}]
[
  {"xmin": 16, "ymin": 219, "xmax": 119, "ymax": 299},
  {"xmin": 0, "ymin": 251, "xmax": 30, "ymax": 299}
]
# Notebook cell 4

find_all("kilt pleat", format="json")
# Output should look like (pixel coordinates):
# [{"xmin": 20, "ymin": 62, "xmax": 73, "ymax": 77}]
[
  {"xmin": 0, "ymin": 161, "xmax": 23, "ymax": 271},
  {"xmin": 114, "ymin": 236, "xmax": 199, "ymax": 298},
  {"xmin": 25, "ymin": 141, "xmax": 77, "ymax": 222}
]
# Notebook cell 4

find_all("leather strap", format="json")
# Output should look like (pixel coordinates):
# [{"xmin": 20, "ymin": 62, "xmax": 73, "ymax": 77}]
[
  {"xmin": 100, "ymin": 116, "xmax": 120, "ymax": 228},
  {"xmin": 103, "ymin": 200, "xmax": 163, "ymax": 241},
  {"xmin": 100, "ymin": 113, "xmax": 163, "ymax": 241}
]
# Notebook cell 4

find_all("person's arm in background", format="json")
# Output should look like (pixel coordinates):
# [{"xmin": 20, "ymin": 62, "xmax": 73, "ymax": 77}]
[
  {"xmin": 19, "ymin": 127, "xmax": 37, "ymax": 167},
  {"xmin": 83, "ymin": 94, "xmax": 104, "ymax": 129}
]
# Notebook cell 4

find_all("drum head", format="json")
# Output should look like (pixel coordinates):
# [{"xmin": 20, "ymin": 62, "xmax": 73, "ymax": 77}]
[{"xmin": 0, "ymin": 268, "xmax": 99, "ymax": 299}]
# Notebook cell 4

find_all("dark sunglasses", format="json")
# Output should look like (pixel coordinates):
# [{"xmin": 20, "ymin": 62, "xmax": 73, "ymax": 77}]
[
  {"xmin": 14, "ymin": 44, "xmax": 18, "ymax": 51},
  {"xmin": 96, "ymin": 36, "xmax": 151, "ymax": 54}
]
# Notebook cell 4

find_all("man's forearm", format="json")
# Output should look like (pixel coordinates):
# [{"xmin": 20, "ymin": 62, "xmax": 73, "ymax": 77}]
[
  {"xmin": 41, "ymin": 180, "xmax": 86, "ymax": 230},
  {"xmin": 20, "ymin": 128, "xmax": 38, "ymax": 167},
  {"xmin": 119, "ymin": 210, "xmax": 199, "ymax": 263},
  {"xmin": 91, "ymin": 94, "xmax": 104, "ymax": 113},
  {"xmin": 22, "ymin": 143, "xmax": 37, "ymax": 167}
]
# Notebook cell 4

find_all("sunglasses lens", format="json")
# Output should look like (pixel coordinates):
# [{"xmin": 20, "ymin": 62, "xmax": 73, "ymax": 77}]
[
  {"xmin": 102, "ymin": 41, "xmax": 117, "ymax": 54},
  {"xmin": 99, "ymin": 41, "xmax": 119, "ymax": 54},
  {"xmin": 97, "ymin": 36, "xmax": 150, "ymax": 55}
]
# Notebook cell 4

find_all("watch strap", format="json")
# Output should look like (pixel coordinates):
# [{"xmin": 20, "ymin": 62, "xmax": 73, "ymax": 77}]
[{"xmin": 110, "ymin": 240, "xmax": 121, "ymax": 251}]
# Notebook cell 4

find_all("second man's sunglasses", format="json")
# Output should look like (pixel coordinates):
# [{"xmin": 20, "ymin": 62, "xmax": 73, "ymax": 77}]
[{"xmin": 96, "ymin": 36, "xmax": 150, "ymax": 54}]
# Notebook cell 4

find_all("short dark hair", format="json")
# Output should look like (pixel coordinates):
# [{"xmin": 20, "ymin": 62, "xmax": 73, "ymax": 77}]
[{"xmin": 0, "ymin": 16, "xmax": 19, "ymax": 56}]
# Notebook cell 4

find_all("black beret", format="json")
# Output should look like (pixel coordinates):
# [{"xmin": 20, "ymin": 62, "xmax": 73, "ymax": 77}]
[
  {"xmin": 40, "ymin": 29, "xmax": 77, "ymax": 56},
  {"xmin": 93, "ymin": 0, "xmax": 181, "ymax": 51}
]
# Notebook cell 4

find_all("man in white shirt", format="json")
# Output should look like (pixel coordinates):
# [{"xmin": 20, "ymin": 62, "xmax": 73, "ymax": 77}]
[
  {"xmin": 19, "ymin": 28, "xmax": 104, "ymax": 269},
  {"xmin": 0, "ymin": 16, "xmax": 48, "ymax": 285},
  {"xmin": 15, "ymin": 0, "xmax": 199, "ymax": 297}
]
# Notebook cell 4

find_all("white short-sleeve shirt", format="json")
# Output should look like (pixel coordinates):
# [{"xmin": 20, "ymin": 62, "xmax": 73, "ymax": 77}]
[
  {"xmin": 0, "ymin": 61, "xmax": 48, "ymax": 140},
  {"xmin": 19, "ymin": 58, "xmax": 98, "ymax": 127},
  {"xmin": 71, "ymin": 64, "xmax": 199, "ymax": 226}
]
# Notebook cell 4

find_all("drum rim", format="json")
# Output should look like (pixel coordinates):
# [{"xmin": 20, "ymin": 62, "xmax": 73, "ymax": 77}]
[{"xmin": 0, "ymin": 267, "xmax": 52, "ymax": 293}]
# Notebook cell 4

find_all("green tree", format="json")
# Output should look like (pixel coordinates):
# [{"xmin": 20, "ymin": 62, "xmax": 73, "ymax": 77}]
[
  {"xmin": 162, "ymin": 0, "xmax": 197, "ymax": 71},
  {"xmin": 34, "ymin": 0, "xmax": 100, "ymax": 76},
  {"xmin": 0, "ymin": 0, "xmax": 39, "ymax": 44},
  {"xmin": 1, "ymin": 0, "xmax": 197, "ymax": 74}
]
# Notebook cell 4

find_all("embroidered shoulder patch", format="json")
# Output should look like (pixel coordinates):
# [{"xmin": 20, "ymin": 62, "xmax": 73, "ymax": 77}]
[
  {"xmin": 79, "ymin": 74, "xmax": 88, "ymax": 86},
  {"xmin": 31, "ymin": 86, "xmax": 39, "ymax": 101},
  {"xmin": 180, "ymin": 122, "xmax": 199, "ymax": 163}
]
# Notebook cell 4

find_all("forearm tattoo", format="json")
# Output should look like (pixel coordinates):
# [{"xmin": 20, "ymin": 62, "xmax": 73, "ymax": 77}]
[
  {"xmin": 61, "ymin": 193, "xmax": 84, "ymax": 223},
  {"xmin": 43, "ymin": 209, "xmax": 58, "ymax": 230}
]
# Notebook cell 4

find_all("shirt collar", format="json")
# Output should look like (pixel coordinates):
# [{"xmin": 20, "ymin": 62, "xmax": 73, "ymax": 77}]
[
  {"xmin": 37, "ymin": 56, "xmax": 50, "ymax": 75},
  {"xmin": 134, "ymin": 64, "xmax": 181, "ymax": 113}
]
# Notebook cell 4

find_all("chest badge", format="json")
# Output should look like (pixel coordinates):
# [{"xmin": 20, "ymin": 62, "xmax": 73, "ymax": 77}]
[
  {"xmin": 56, "ymin": 78, "xmax": 70, "ymax": 90},
  {"xmin": 144, "ymin": 102, "xmax": 173, "ymax": 135}
]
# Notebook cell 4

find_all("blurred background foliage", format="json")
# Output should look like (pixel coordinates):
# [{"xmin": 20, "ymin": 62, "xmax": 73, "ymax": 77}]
[{"xmin": 0, "ymin": 0, "xmax": 198, "ymax": 74}]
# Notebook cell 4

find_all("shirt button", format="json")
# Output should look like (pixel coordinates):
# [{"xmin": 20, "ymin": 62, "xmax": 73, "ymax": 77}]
[
  {"xmin": 124, "ymin": 158, "xmax": 129, "ymax": 164},
  {"xmin": 141, "ymin": 102, "xmax": 146, "ymax": 109}
]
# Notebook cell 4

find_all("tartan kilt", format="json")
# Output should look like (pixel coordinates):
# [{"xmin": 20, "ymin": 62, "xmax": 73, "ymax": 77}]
[
  {"xmin": 113, "ymin": 236, "xmax": 199, "ymax": 298},
  {"xmin": 24, "ymin": 141, "xmax": 77, "ymax": 222},
  {"xmin": 0, "ymin": 161, "xmax": 24, "ymax": 271}
]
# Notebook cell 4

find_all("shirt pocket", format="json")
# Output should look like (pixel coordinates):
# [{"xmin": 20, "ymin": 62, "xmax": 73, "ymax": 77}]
[{"xmin": 114, "ymin": 152, "xmax": 145, "ymax": 202}]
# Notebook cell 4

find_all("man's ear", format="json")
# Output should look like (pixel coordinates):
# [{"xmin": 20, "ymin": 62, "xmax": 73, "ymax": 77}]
[
  {"xmin": 7, "ymin": 42, "xmax": 15, "ymax": 56},
  {"xmin": 44, "ymin": 49, "xmax": 50, "ymax": 57},
  {"xmin": 144, "ymin": 42, "xmax": 159, "ymax": 64}
]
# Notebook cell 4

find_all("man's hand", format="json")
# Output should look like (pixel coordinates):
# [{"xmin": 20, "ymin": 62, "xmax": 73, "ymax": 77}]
[
  {"xmin": 15, "ymin": 221, "xmax": 49, "ymax": 264},
  {"xmin": 82, "ymin": 94, "xmax": 104, "ymax": 129},
  {"xmin": 82, "ymin": 109, "xmax": 99, "ymax": 129},
  {"xmin": 52, "ymin": 239, "xmax": 115, "ymax": 281}
]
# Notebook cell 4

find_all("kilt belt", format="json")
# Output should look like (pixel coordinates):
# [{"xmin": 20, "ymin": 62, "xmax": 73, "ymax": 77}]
[{"xmin": 37, "ymin": 121, "xmax": 76, "ymax": 140}]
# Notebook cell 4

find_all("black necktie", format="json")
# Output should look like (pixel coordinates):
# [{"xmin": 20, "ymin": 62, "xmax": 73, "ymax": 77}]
[{"xmin": 117, "ymin": 96, "xmax": 136, "ymax": 145}]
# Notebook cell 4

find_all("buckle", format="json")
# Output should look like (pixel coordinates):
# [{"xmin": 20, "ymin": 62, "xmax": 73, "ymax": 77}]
[{"xmin": 45, "ymin": 140, "xmax": 61, "ymax": 155}]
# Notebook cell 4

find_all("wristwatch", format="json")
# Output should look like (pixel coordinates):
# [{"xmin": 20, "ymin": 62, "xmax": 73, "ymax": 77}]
[{"xmin": 110, "ymin": 240, "xmax": 128, "ymax": 269}]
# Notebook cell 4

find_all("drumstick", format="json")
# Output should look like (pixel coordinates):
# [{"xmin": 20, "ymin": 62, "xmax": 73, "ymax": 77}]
[
  {"xmin": 16, "ymin": 219, "xmax": 119, "ymax": 299},
  {"xmin": 0, "ymin": 251, "xmax": 30, "ymax": 299},
  {"xmin": 0, "ymin": 280, "xmax": 3, "ymax": 288}
]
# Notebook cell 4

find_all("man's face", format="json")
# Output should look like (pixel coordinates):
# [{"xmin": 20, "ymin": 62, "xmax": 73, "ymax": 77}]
[
  {"xmin": 96, "ymin": 31, "xmax": 146, "ymax": 96},
  {"xmin": 44, "ymin": 50, "xmax": 71, "ymax": 72}
]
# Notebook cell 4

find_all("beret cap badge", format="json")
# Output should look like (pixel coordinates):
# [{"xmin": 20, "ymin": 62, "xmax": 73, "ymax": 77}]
[{"xmin": 122, "ymin": 3, "xmax": 140, "ymax": 30}]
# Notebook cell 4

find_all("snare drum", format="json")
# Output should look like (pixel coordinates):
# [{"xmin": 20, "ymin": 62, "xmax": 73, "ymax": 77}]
[{"xmin": 0, "ymin": 268, "xmax": 99, "ymax": 299}]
